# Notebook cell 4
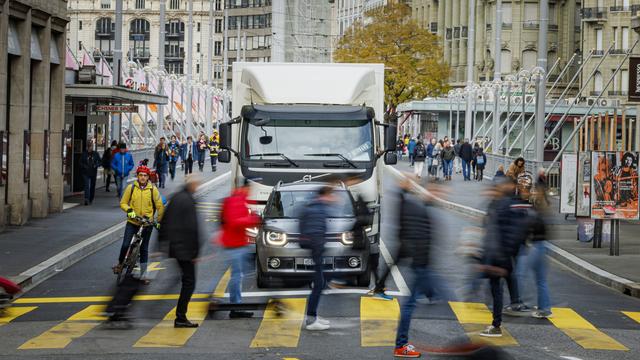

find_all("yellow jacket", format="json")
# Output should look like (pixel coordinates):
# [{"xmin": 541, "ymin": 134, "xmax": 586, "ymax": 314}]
[{"xmin": 120, "ymin": 181, "xmax": 164, "ymax": 225}]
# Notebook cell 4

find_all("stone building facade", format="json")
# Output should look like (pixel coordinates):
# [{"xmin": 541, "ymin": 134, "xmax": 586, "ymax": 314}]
[{"xmin": 0, "ymin": 0, "xmax": 68, "ymax": 227}]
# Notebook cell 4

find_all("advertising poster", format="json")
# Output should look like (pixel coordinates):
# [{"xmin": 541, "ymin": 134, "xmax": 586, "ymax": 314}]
[
  {"xmin": 591, "ymin": 151, "xmax": 640, "ymax": 219},
  {"xmin": 576, "ymin": 151, "xmax": 592, "ymax": 217},
  {"xmin": 560, "ymin": 153, "xmax": 578, "ymax": 214}
]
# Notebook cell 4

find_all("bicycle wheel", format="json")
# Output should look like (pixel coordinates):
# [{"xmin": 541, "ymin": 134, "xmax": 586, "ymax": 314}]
[{"xmin": 117, "ymin": 240, "xmax": 141, "ymax": 285}]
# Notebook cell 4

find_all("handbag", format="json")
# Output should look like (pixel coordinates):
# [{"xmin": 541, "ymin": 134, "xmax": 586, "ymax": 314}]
[{"xmin": 432, "ymin": 158, "xmax": 439, "ymax": 166}]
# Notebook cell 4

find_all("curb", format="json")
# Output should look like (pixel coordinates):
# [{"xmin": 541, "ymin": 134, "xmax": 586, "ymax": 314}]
[
  {"xmin": 13, "ymin": 171, "xmax": 231, "ymax": 295},
  {"xmin": 385, "ymin": 166, "xmax": 640, "ymax": 299}
]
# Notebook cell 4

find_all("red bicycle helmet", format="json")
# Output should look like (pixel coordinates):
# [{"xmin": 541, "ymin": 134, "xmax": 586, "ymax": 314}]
[{"xmin": 136, "ymin": 165, "xmax": 151, "ymax": 175}]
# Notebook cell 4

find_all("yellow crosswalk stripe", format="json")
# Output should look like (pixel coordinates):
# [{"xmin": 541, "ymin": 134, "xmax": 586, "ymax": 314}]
[
  {"xmin": 360, "ymin": 297, "xmax": 399, "ymax": 347},
  {"xmin": 18, "ymin": 305, "xmax": 106, "ymax": 349},
  {"xmin": 548, "ymin": 308, "xmax": 628, "ymax": 351},
  {"xmin": 14, "ymin": 294, "xmax": 212, "ymax": 304},
  {"xmin": 212, "ymin": 268, "xmax": 231, "ymax": 299},
  {"xmin": 448, "ymin": 302, "xmax": 518, "ymax": 347},
  {"xmin": 134, "ymin": 301, "xmax": 209, "ymax": 348},
  {"xmin": 250, "ymin": 298, "xmax": 307, "ymax": 348},
  {"xmin": 0, "ymin": 306, "xmax": 37, "ymax": 326},
  {"xmin": 622, "ymin": 311, "xmax": 640, "ymax": 324}
]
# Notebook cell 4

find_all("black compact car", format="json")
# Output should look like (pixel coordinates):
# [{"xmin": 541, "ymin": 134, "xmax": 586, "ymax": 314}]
[{"xmin": 255, "ymin": 181, "xmax": 371, "ymax": 288}]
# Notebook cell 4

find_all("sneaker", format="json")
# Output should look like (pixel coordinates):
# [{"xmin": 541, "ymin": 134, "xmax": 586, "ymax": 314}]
[
  {"xmin": 229, "ymin": 310, "xmax": 254, "ymax": 319},
  {"xmin": 531, "ymin": 310, "xmax": 553, "ymax": 319},
  {"xmin": 174, "ymin": 319, "xmax": 199, "ymax": 328},
  {"xmin": 394, "ymin": 344, "xmax": 421, "ymax": 358},
  {"xmin": 306, "ymin": 319, "xmax": 330, "ymax": 331},
  {"xmin": 372, "ymin": 291, "xmax": 393, "ymax": 301},
  {"xmin": 479, "ymin": 325, "xmax": 502, "ymax": 338},
  {"xmin": 315, "ymin": 316, "xmax": 330, "ymax": 326},
  {"xmin": 503, "ymin": 303, "xmax": 533, "ymax": 316}
]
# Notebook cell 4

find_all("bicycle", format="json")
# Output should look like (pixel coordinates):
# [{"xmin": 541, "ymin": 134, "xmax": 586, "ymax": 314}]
[{"xmin": 116, "ymin": 216, "xmax": 156, "ymax": 285}]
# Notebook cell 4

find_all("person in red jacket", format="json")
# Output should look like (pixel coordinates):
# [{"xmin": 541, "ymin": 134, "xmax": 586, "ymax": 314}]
[{"xmin": 217, "ymin": 179, "xmax": 261, "ymax": 318}]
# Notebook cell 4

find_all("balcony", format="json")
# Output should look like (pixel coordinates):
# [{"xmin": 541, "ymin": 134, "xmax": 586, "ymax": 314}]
[
  {"xmin": 93, "ymin": 49, "xmax": 113, "ymax": 58},
  {"xmin": 608, "ymin": 91, "xmax": 628, "ymax": 96},
  {"xmin": 523, "ymin": 21, "xmax": 540, "ymax": 30},
  {"xmin": 610, "ymin": 6, "xmax": 630, "ymax": 12},
  {"xmin": 632, "ymin": 4, "xmax": 640, "ymax": 14},
  {"xmin": 131, "ymin": 49, "xmax": 150, "ymax": 59},
  {"xmin": 166, "ymin": 51, "xmax": 185, "ymax": 59},
  {"xmin": 590, "ymin": 91, "xmax": 603, "ymax": 96},
  {"xmin": 430, "ymin": 22, "xmax": 437, "ymax": 33},
  {"xmin": 548, "ymin": 24, "xmax": 559, "ymax": 31},
  {"xmin": 581, "ymin": 7, "xmax": 607, "ymax": 22},
  {"xmin": 502, "ymin": 23, "xmax": 512, "ymax": 30},
  {"xmin": 95, "ymin": 29, "xmax": 113, "ymax": 37},
  {"xmin": 166, "ymin": 31, "xmax": 184, "ymax": 39},
  {"xmin": 592, "ymin": 49, "xmax": 605, "ymax": 56},
  {"xmin": 610, "ymin": 48, "xmax": 629, "ymax": 55}
]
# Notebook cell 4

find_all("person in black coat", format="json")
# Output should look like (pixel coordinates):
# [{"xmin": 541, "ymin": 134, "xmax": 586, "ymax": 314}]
[
  {"xmin": 80, "ymin": 143, "xmax": 102, "ymax": 205},
  {"xmin": 102, "ymin": 140, "xmax": 117, "ymax": 192},
  {"xmin": 459, "ymin": 139, "xmax": 474, "ymax": 181},
  {"xmin": 158, "ymin": 175, "xmax": 201, "ymax": 328}
]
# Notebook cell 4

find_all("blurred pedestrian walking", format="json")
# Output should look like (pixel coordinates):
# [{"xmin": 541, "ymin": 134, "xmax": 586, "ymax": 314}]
[
  {"xmin": 168, "ymin": 135, "xmax": 181, "ymax": 181},
  {"xmin": 197, "ymin": 134, "xmax": 208, "ymax": 172},
  {"xmin": 158, "ymin": 175, "xmax": 202, "ymax": 328},
  {"xmin": 408, "ymin": 138, "xmax": 417, "ymax": 167},
  {"xmin": 454, "ymin": 139, "xmax": 462, "ymax": 174},
  {"xmin": 506, "ymin": 157, "xmax": 525, "ymax": 182},
  {"xmin": 102, "ymin": 140, "xmax": 118, "ymax": 192},
  {"xmin": 460, "ymin": 139, "xmax": 473, "ymax": 181},
  {"xmin": 217, "ymin": 179, "xmax": 261, "ymax": 319},
  {"xmin": 182, "ymin": 136, "xmax": 197, "ymax": 175},
  {"xmin": 441, "ymin": 140, "xmax": 456, "ymax": 181},
  {"xmin": 475, "ymin": 148, "xmax": 487, "ymax": 181},
  {"xmin": 413, "ymin": 140, "xmax": 427, "ymax": 179},
  {"xmin": 154, "ymin": 137, "xmax": 170, "ymax": 189},
  {"xmin": 80, "ymin": 141, "xmax": 101, "ymax": 205},
  {"xmin": 301, "ymin": 185, "xmax": 336, "ymax": 331},
  {"xmin": 111, "ymin": 142, "xmax": 135, "ymax": 198}
]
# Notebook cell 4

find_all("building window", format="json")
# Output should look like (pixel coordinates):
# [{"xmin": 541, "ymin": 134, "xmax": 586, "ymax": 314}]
[
  {"xmin": 196, "ymin": 63, "xmax": 200, "ymax": 74},
  {"xmin": 79, "ymin": 21, "xmax": 83, "ymax": 30},
  {"xmin": 596, "ymin": 29, "xmax": 603, "ymax": 52},
  {"xmin": 216, "ymin": 0, "xmax": 222, "ymax": 11},
  {"xmin": 622, "ymin": 27, "xmax": 630, "ymax": 50},
  {"xmin": 169, "ymin": 0, "xmax": 180, "ymax": 10},
  {"xmin": 130, "ymin": 19, "xmax": 151, "ymax": 64},
  {"xmin": 214, "ymin": 64, "xmax": 222, "ymax": 79},
  {"xmin": 215, "ymin": 19, "xmax": 222, "ymax": 33},
  {"xmin": 522, "ymin": 50, "xmax": 537, "ymax": 70},
  {"xmin": 78, "ymin": 41, "xmax": 82, "ymax": 50},
  {"xmin": 500, "ymin": 50, "xmax": 511, "ymax": 74},
  {"xmin": 135, "ymin": 0, "xmax": 145, "ymax": 9},
  {"xmin": 197, "ymin": 43, "xmax": 200, "ymax": 52},
  {"xmin": 101, "ymin": 0, "xmax": 111, "ymax": 9},
  {"xmin": 214, "ymin": 41, "xmax": 222, "ymax": 56},
  {"xmin": 197, "ymin": 23, "xmax": 201, "ymax": 32},
  {"xmin": 621, "ymin": 69, "xmax": 629, "ymax": 92},
  {"xmin": 594, "ymin": 71, "xmax": 603, "ymax": 94}
]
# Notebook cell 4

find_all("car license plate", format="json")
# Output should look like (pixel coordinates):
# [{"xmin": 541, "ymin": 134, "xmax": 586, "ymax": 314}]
[{"xmin": 303, "ymin": 258, "xmax": 315, "ymax": 266}]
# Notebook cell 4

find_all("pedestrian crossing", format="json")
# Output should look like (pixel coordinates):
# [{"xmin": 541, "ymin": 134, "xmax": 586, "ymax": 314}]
[
  {"xmin": 196, "ymin": 201, "xmax": 221, "ymax": 222},
  {"xmin": 2, "ymin": 298, "xmax": 638, "ymax": 352}
]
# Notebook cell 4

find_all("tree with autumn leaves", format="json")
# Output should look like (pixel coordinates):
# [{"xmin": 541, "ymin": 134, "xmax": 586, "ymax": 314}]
[{"xmin": 334, "ymin": 2, "xmax": 450, "ymax": 123}]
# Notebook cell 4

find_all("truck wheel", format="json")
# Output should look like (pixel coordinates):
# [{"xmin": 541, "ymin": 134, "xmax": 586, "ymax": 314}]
[{"xmin": 256, "ymin": 258, "xmax": 271, "ymax": 288}]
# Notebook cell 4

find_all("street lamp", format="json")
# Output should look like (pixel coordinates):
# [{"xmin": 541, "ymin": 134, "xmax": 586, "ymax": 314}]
[
  {"xmin": 518, "ymin": 70, "xmax": 531, "ymax": 157},
  {"xmin": 469, "ymin": 83, "xmax": 481, "ymax": 140},
  {"xmin": 455, "ymin": 88, "xmax": 464, "ymax": 141},
  {"xmin": 491, "ymin": 78, "xmax": 503, "ymax": 153},
  {"xmin": 503, "ymin": 74, "xmax": 517, "ymax": 154},
  {"xmin": 448, "ymin": 90, "xmax": 456, "ymax": 139},
  {"xmin": 531, "ymin": 66, "xmax": 546, "ymax": 160}
]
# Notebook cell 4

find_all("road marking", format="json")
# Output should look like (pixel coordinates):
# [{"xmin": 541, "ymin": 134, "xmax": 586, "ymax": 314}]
[
  {"xmin": 448, "ymin": 302, "xmax": 518, "ymax": 347},
  {"xmin": 378, "ymin": 239, "xmax": 410, "ymax": 296},
  {"xmin": 134, "ymin": 301, "xmax": 209, "ymax": 348},
  {"xmin": 147, "ymin": 262, "xmax": 166, "ymax": 272},
  {"xmin": 213, "ymin": 268, "xmax": 231, "ymax": 299},
  {"xmin": 360, "ymin": 297, "xmax": 399, "ymax": 347},
  {"xmin": 250, "ymin": 298, "xmax": 307, "ymax": 348},
  {"xmin": 622, "ymin": 311, "xmax": 640, "ymax": 324},
  {"xmin": 18, "ymin": 305, "xmax": 106, "ymax": 349},
  {"xmin": 0, "ymin": 306, "xmax": 37, "ymax": 326},
  {"xmin": 548, "ymin": 308, "xmax": 628, "ymax": 351}
]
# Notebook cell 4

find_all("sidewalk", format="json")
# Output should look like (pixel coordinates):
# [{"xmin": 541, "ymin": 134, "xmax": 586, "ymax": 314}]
[
  {"xmin": 0, "ymin": 164, "xmax": 229, "ymax": 291},
  {"xmin": 392, "ymin": 158, "xmax": 640, "ymax": 297}
]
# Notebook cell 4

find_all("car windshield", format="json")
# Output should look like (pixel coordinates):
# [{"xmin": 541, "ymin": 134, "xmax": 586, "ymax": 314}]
[
  {"xmin": 264, "ymin": 190, "xmax": 355, "ymax": 218},
  {"xmin": 243, "ymin": 119, "xmax": 373, "ymax": 162}
]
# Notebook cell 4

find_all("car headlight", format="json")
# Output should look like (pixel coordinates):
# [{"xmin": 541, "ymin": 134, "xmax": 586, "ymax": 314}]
[
  {"xmin": 364, "ymin": 226, "xmax": 372, "ymax": 234},
  {"xmin": 265, "ymin": 231, "xmax": 287, "ymax": 246},
  {"xmin": 246, "ymin": 227, "xmax": 259, "ymax": 238},
  {"xmin": 341, "ymin": 231, "xmax": 354, "ymax": 245}
]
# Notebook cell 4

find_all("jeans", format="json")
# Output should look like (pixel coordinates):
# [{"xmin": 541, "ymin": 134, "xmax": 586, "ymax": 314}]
[
  {"xmin": 409, "ymin": 154, "xmax": 414, "ymax": 166},
  {"xmin": 198, "ymin": 151, "xmax": 206, "ymax": 172},
  {"xmin": 397, "ymin": 150, "xmax": 403, "ymax": 160},
  {"xmin": 306, "ymin": 251, "xmax": 325, "ymax": 318},
  {"xmin": 169, "ymin": 161, "xmax": 177, "ymax": 180},
  {"xmin": 83, "ymin": 174, "xmax": 97, "ymax": 203},
  {"xmin": 454, "ymin": 157, "xmax": 461, "ymax": 172},
  {"xmin": 395, "ymin": 266, "xmax": 452, "ymax": 347},
  {"xmin": 462, "ymin": 160, "xmax": 471, "ymax": 180},
  {"xmin": 528, "ymin": 241, "xmax": 551, "ymax": 311},
  {"xmin": 489, "ymin": 276, "xmax": 504, "ymax": 327},
  {"xmin": 225, "ymin": 246, "xmax": 249, "ymax": 304},
  {"xmin": 158, "ymin": 171, "xmax": 166, "ymax": 188},
  {"xmin": 116, "ymin": 175, "xmax": 127, "ymax": 197},
  {"xmin": 176, "ymin": 260, "xmax": 196, "ymax": 321},
  {"xmin": 184, "ymin": 157, "xmax": 194, "ymax": 175},
  {"xmin": 443, "ymin": 159, "xmax": 453, "ymax": 177},
  {"xmin": 118, "ymin": 222, "xmax": 153, "ymax": 276},
  {"xmin": 210, "ymin": 155, "xmax": 217, "ymax": 171}
]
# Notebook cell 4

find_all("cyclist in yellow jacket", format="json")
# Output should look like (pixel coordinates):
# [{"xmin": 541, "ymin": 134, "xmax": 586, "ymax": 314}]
[{"xmin": 113, "ymin": 166, "xmax": 164, "ymax": 281}]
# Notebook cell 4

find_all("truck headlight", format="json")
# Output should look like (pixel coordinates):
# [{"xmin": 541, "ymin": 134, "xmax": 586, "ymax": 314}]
[
  {"xmin": 265, "ymin": 231, "xmax": 287, "ymax": 246},
  {"xmin": 341, "ymin": 231, "xmax": 354, "ymax": 245}
]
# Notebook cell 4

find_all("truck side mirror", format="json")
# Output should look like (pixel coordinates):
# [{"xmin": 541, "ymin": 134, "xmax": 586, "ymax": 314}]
[
  {"xmin": 219, "ymin": 122, "xmax": 232, "ymax": 149},
  {"xmin": 218, "ymin": 149, "xmax": 231, "ymax": 163},
  {"xmin": 384, "ymin": 152, "xmax": 397, "ymax": 165},
  {"xmin": 385, "ymin": 125, "xmax": 397, "ymax": 152}
]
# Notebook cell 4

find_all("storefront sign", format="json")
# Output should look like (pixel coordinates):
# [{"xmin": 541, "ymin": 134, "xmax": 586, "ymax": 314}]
[
  {"xmin": 591, "ymin": 151, "xmax": 639, "ymax": 219},
  {"xmin": 628, "ymin": 57, "xmax": 640, "ymax": 102},
  {"xmin": 94, "ymin": 105, "xmax": 139, "ymax": 113}
]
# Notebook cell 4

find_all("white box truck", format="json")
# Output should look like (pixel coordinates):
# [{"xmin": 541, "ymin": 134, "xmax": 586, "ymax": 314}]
[{"xmin": 217, "ymin": 62, "xmax": 397, "ymax": 285}]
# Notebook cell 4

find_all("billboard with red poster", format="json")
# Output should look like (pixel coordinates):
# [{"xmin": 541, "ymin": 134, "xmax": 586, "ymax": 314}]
[{"xmin": 591, "ymin": 151, "xmax": 639, "ymax": 219}]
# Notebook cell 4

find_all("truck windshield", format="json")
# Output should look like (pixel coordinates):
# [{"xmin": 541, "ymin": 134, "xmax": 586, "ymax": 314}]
[
  {"xmin": 265, "ymin": 190, "xmax": 355, "ymax": 218},
  {"xmin": 244, "ymin": 119, "xmax": 373, "ymax": 162}
]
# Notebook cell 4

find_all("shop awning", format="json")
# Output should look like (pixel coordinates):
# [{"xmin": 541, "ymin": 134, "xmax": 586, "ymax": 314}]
[{"xmin": 65, "ymin": 84, "xmax": 168, "ymax": 105}]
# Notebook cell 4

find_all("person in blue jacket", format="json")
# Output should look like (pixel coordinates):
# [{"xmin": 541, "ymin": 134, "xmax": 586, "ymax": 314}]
[
  {"xmin": 167, "ymin": 135, "xmax": 181, "ymax": 181},
  {"xmin": 407, "ymin": 138, "xmax": 417, "ymax": 167},
  {"xmin": 181, "ymin": 136, "xmax": 198, "ymax": 175},
  {"xmin": 111, "ymin": 142, "xmax": 135, "ymax": 198}
]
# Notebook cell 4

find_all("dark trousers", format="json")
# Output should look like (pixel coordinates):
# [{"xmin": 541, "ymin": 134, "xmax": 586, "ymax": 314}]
[
  {"xmin": 105, "ymin": 169, "xmax": 113, "ymax": 191},
  {"xmin": 198, "ymin": 151, "xmax": 206, "ymax": 171},
  {"xmin": 83, "ymin": 174, "xmax": 97, "ymax": 203},
  {"xmin": 490, "ymin": 276, "xmax": 504, "ymax": 327},
  {"xmin": 106, "ymin": 274, "xmax": 142, "ymax": 320},
  {"xmin": 176, "ymin": 260, "xmax": 196, "ymax": 321},
  {"xmin": 210, "ymin": 155, "xmax": 217, "ymax": 171},
  {"xmin": 184, "ymin": 157, "xmax": 194, "ymax": 175},
  {"xmin": 118, "ymin": 222, "xmax": 153, "ymax": 265},
  {"xmin": 374, "ymin": 245, "xmax": 400, "ymax": 293},
  {"xmin": 169, "ymin": 161, "xmax": 177, "ymax": 180},
  {"xmin": 306, "ymin": 252, "xmax": 325, "ymax": 318}
]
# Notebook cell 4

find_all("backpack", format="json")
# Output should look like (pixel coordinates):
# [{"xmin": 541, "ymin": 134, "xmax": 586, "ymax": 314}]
[
  {"xmin": 476, "ymin": 155, "xmax": 485, "ymax": 165},
  {"xmin": 415, "ymin": 145, "xmax": 426, "ymax": 158}
]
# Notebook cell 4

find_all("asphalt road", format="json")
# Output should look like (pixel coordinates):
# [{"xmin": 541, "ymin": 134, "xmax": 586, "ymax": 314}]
[{"xmin": 1, "ymin": 170, "xmax": 639, "ymax": 360}]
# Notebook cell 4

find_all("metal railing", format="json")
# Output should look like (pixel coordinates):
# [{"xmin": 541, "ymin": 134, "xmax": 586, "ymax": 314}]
[
  {"xmin": 484, "ymin": 154, "xmax": 560, "ymax": 194},
  {"xmin": 610, "ymin": 5, "xmax": 630, "ymax": 12},
  {"xmin": 523, "ymin": 21, "xmax": 540, "ymax": 30},
  {"xmin": 610, "ymin": 49, "xmax": 629, "ymax": 55},
  {"xmin": 608, "ymin": 90, "xmax": 628, "ymax": 96},
  {"xmin": 581, "ymin": 7, "xmax": 608, "ymax": 20}
]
